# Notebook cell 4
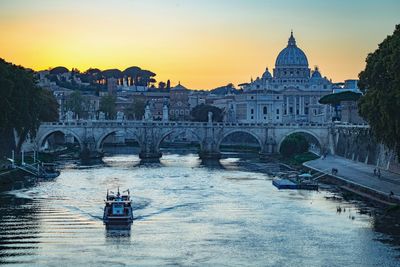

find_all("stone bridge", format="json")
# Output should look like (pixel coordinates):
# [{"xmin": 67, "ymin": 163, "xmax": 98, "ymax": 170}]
[{"xmin": 36, "ymin": 120, "xmax": 334, "ymax": 160}]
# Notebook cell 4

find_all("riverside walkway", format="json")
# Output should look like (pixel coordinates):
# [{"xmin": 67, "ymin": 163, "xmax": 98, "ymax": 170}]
[{"xmin": 304, "ymin": 155, "xmax": 400, "ymax": 204}]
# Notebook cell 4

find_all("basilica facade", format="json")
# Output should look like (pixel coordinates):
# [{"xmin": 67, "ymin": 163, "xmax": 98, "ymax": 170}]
[{"xmin": 234, "ymin": 32, "xmax": 333, "ymax": 123}]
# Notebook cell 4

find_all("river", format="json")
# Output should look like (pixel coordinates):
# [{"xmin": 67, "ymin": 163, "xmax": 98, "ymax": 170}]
[{"xmin": 0, "ymin": 149, "xmax": 399, "ymax": 266}]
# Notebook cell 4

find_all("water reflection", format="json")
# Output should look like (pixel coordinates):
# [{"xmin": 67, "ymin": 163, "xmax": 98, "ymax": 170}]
[{"xmin": 0, "ymin": 150, "xmax": 399, "ymax": 266}]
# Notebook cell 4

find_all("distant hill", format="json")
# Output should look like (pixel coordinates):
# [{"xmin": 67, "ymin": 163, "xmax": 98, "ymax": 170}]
[{"xmin": 210, "ymin": 83, "xmax": 241, "ymax": 95}]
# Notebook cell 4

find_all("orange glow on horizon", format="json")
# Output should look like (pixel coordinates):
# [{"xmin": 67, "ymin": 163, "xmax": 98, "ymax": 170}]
[{"xmin": 0, "ymin": 0, "xmax": 399, "ymax": 89}]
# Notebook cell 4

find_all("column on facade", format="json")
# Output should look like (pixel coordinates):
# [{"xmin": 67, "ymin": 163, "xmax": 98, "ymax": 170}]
[
  {"xmin": 286, "ymin": 96, "xmax": 290, "ymax": 116},
  {"xmin": 294, "ymin": 95, "xmax": 297, "ymax": 119},
  {"xmin": 301, "ymin": 96, "xmax": 303, "ymax": 115}
]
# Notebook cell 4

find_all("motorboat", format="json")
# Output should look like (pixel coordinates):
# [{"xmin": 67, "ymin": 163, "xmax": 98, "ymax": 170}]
[{"xmin": 103, "ymin": 188, "xmax": 134, "ymax": 228}]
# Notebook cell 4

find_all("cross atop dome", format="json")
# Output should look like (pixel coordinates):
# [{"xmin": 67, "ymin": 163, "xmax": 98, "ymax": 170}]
[{"xmin": 288, "ymin": 30, "xmax": 296, "ymax": 46}]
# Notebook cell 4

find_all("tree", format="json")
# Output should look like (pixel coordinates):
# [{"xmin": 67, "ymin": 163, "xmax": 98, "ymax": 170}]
[
  {"xmin": 190, "ymin": 104, "xmax": 223, "ymax": 122},
  {"xmin": 280, "ymin": 133, "xmax": 309, "ymax": 158},
  {"xmin": 358, "ymin": 24, "xmax": 400, "ymax": 158},
  {"xmin": 126, "ymin": 98, "xmax": 146, "ymax": 120},
  {"xmin": 319, "ymin": 91, "xmax": 362, "ymax": 121},
  {"xmin": 50, "ymin": 66, "xmax": 69, "ymax": 75},
  {"xmin": 101, "ymin": 69, "xmax": 122, "ymax": 79},
  {"xmin": 0, "ymin": 58, "xmax": 59, "ymax": 154},
  {"xmin": 99, "ymin": 95, "xmax": 117, "ymax": 119},
  {"xmin": 65, "ymin": 90, "xmax": 86, "ymax": 118},
  {"xmin": 166, "ymin": 80, "xmax": 171, "ymax": 90},
  {"xmin": 159, "ymin": 81, "xmax": 166, "ymax": 90}
]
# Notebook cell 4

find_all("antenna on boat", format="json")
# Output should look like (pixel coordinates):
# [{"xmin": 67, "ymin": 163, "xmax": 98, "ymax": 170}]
[
  {"xmin": 107, "ymin": 189, "xmax": 109, "ymax": 198},
  {"xmin": 118, "ymin": 187, "xmax": 120, "ymax": 196}
]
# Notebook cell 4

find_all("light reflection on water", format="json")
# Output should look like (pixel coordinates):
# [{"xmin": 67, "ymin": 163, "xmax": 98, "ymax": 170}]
[{"xmin": 0, "ymin": 150, "xmax": 399, "ymax": 266}]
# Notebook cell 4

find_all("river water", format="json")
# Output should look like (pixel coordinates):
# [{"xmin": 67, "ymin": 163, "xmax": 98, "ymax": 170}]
[{"xmin": 0, "ymin": 150, "xmax": 399, "ymax": 266}]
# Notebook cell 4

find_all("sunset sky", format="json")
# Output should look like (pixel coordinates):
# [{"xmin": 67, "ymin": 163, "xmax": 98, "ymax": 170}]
[{"xmin": 1, "ymin": 0, "xmax": 399, "ymax": 89}]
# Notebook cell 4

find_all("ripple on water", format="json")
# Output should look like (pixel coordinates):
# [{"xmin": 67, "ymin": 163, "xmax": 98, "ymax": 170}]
[{"xmin": 0, "ymin": 153, "xmax": 399, "ymax": 266}]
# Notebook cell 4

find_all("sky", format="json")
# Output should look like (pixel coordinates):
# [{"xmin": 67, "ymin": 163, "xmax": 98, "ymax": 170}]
[{"xmin": 0, "ymin": 0, "xmax": 399, "ymax": 89}]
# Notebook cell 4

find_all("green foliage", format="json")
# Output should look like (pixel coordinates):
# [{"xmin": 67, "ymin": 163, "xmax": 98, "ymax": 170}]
[
  {"xmin": 280, "ymin": 133, "xmax": 310, "ymax": 158},
  {"xmin": 0, "ymin": 58, "xmax": 59, "ymax": 152},
  {"xmin": 358, "ymin": 24, "xmax": 400, "ymax": 158},
  {"xmin": 190, "ymin": 104, "xmax": 223, "ymax": 122},
  {"xmin": 293, "ymin": 152, "xmax": 319, "ymax": 164},
  {"xmin": 126, "ymin": 98, "xmax": 146, "ymax": 120},
  {"xmin": 319, "ymin": 91, "xmax": 362, "ymax": 105},
  {"xmin": 99, "ymin": 95, "xmax": 117, "ymax": 119}
]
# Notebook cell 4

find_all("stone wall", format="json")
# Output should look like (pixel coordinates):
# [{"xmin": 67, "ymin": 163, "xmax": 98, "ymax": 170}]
[{"xmin": 334, "ymin": 127, "xmax": 400, "ymax": 174}]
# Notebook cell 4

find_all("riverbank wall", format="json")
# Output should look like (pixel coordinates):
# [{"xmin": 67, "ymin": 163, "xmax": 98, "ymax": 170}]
[
  {"xmin": 333, "ymin": 126, "xmax": 400, "ymax": 174},
  {"xmin": 303, "ymin": 163, "xmax": 400, "ymax": 206}
]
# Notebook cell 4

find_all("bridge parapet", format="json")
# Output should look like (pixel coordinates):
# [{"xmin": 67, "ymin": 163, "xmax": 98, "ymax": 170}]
[{"xmin": 41, "ymin": 120, "xmax": 332, "ymax": 129}]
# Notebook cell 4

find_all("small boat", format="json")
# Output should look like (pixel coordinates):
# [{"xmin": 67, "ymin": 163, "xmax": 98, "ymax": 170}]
[
  {"xmin": 103, "ymin": 188, "xmax": 134, "ymax": 228},
  {"xmin": 273, "ymin": 173, "xmax": 318, "ymax": 191}
]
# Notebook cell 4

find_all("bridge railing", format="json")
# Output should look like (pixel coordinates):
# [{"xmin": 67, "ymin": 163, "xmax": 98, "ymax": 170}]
[{"xmin": 41, "ymin": 120, "xmax": 337, "ymax": 128}]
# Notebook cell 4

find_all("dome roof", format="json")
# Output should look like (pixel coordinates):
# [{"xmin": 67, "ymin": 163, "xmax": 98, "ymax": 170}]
[
  {"xmin": 311, "ymin": 67, "xmax": 322, "ymax": 79},
  {"xmin": 172, "ymin": 82, "xmax": 188, "ymax": 91},
  {"xmin": 275, "ymin": 32, "xmax": 309, "ymax": 67},
  {"xmin": 262, "ymin": 67, "xmax": 272, "ymax": 79}
]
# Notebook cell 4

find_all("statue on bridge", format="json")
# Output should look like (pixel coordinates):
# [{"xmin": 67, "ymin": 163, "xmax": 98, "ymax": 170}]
[
  {"xmin": 208, "ymin": 112, "xmax": 213, "ymax": 123},
  {"xmin": 65, "ymin": 110, "xmax": 74, "ymax": 122},
  {"xmin": 116, "ymin": 111, "xmax": 125, "ymax": 121},
  {"xmin": 224, "ymin": 104, "xmax": 236, "ymax": 123},
  {"xmin": 144, "ymin": 104, "xmax": 152, "ymax": 121},
  {"xmin": 162, "ymin": 104, "xmax": 169, "ymax": 122},
  {"xmin": 98, "ymin": 111, "xmax": 106, "ymax": 121}
]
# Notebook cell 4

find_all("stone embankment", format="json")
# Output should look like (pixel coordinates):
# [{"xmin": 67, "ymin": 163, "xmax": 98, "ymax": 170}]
[{"xmin": 304, "ymin": 155, "xmax": 400, "ymax": 205}]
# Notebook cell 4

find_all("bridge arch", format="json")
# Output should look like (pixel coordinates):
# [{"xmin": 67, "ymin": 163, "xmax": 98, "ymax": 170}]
[
  {"xmin": 96, "ymin": 129, "xmax": 141, "ymax": 150},
  {"xmin": 217, "ymin": 129, "xmax": 263, "ymax": 152},
  {"xmin": 157, "ymin": 128, "xmax": 202, "ymax": 150},
  {"xmin": 277, "ymin": 129, "xmax": 322, "ymax": 155},
  {"xmin": 37, "ymin": 129, "xmax": 84, "ymax": 151}
]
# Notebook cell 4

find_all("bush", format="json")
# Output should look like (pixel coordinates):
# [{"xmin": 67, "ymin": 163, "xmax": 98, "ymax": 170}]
[{"xmin": 280, "ymin": 133, "xmax": 309, "ymax": 158}]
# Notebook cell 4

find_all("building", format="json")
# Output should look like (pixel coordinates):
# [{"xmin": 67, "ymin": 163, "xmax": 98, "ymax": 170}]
[
  {"xmin": 169, "ymin": 83, "xmax": 190, "ymax": 121},
  {"xmin": 238, "ymin": 32, "xmax": 333, "ymax": 123},
  {"xmin": 107, "ymin": 78, "xmax": 118, "ymax": 95}
]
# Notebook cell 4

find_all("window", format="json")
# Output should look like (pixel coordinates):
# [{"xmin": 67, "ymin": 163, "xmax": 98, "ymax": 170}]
[
  {"xmin": 296, "ymin": 109, "xmax": 299, "ymax": 115},
  {"xmin": 276, "ymin": 109, "xmax": 280, "ymax": 114},
  {"xmin": 251, "ymin": 116, "xmax": 254, "ymax": 120},
  {"xmin": 251, "ymin": 109, "xmax": 254, "ymax": 114},
  {"xmin": 263, "ymin": 106, "xmax": 267, "ymax": 114},
  {"xmin": 235, "ymin": 104, "xmax": 246, "ymax": 120},
  {"xmin": 289, "ymin": 107, "xmax": 293, "ymax": 114},
  {"xmin": 305, "ymin": 107, "xmax": 309, "ymax": 115},
  {"xmin": 277, "ymin": 96, "xmax": 280, "ymax": 100},
  {"xmin": 276, "ymin": 116, "xmax": 279, "ymax": 120}
]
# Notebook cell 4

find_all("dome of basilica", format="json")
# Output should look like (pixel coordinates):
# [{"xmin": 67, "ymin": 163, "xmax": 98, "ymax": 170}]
[
  {"xmin": 262, "ymin": 67, "xmax": 272, "ymax": 79},
  {"xmin": 275, "ymin": 32, "xmax": 309, "ymax": 67},
  {"xmin": 311, "ymin": 67, "xmax": 322, "ymax": 79}
]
